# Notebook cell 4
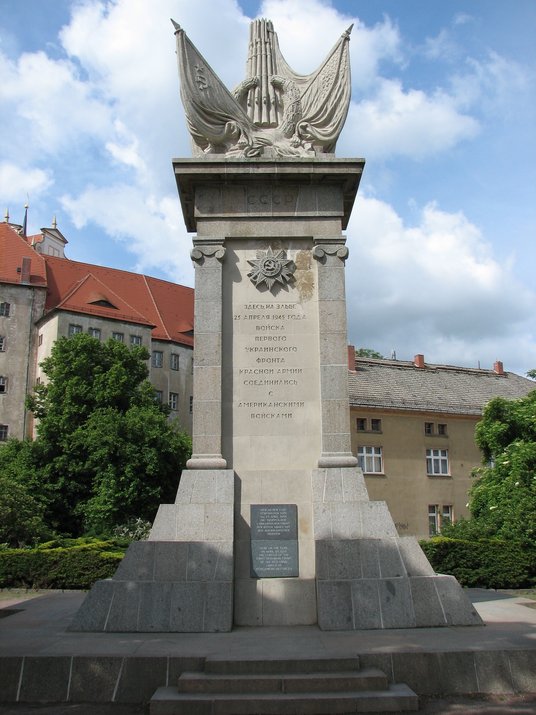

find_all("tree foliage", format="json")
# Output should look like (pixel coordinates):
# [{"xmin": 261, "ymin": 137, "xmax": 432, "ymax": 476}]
[
  {"xmin": 445, "ymin": 390, "xmax": 536, "ymax": 546},
  {"xmin": 1, "ymin": 334, "xmax": 191, "ymax": 537},
  {"xmin": 0, "ymin": 440, "xmax": 50, "ymax": 547},
  {"xmin": 355, "ymin": 347, "xmax": 384, "ymax": 359}
]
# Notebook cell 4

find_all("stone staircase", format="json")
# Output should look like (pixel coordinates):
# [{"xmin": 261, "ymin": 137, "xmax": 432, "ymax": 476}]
[{"xmin": 150, "ymin": 656, "xmax": 418, "ymax": 714}]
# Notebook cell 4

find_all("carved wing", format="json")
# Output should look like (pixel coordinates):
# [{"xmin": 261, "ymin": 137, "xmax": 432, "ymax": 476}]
[
  {"xmin": 272, "ymin": 26, "xmax": 352, "ymax": 152},
  {"xmin": 173, "ymin": 22, "xmax": 256, "ymax": 154}
]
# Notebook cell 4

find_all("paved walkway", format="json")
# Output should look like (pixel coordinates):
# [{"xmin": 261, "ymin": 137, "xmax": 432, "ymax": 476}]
[
  {"xmin": 1, "ymin": 588, "xmax": 535, "ymax": 658},
  {"xmin": 0, "ymin": 588, "xmax": 535, "ymax": 712}
]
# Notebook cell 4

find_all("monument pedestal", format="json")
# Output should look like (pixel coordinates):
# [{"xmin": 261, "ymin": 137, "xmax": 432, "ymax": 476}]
[{"xmin": 70, "ymin": 158, "xmax": 482, "ymax": 632}]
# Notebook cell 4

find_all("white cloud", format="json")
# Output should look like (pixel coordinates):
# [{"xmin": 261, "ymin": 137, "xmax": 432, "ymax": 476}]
[
  {"xmin": 0, "ymin": 162, "xmax": 53, "ymax": 204},
  {"xmin": 450, "ymin": 51, "xmax": 530, "ymax": 115},
  {"xmin": 105, "ymin": 120, "xmax": 147, "ymax": 173},
  {"xmin": 344, "ymin": 79, "xmax": 479, "ymax": 160},
  {"xmin": 0, "ymin": 49, "xmax": 112, "ymax": 153},
  {"xmin": 423, "ymin": 29, "xmax": 458, "ymax": 61},
  {"xmin": 61, "ymin": 184, "xmax": 193, "ymax": 285},
  {"xmin": 345, "ymin": 196, "xmax": 536, "ymax": 374},
  {"xmin": 260, "ymin": 0, "xmax": 402, "ymax": 89}
]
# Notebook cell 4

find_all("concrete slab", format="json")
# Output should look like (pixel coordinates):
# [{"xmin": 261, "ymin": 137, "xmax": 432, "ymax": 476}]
[{"xmin": 0, "ymin": 588, "xmax": 535, "ymax": 705}]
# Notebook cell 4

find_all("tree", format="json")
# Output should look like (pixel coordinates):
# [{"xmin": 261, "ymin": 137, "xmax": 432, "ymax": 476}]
[
  {"xmin": 527, "ymin": 369, "xmax": 536, "ymax": 380},
  {"xmin": 448, "ymin": 390, "xmax": 536, "ymax": 546},
  {"xmin": 21, "ymin": 334, "xmax": 191, "ymax": 535},
  {"xmin": 0, "ymin": 439, "xmax": 50, "ymax": 546},
  {"xmin": 355, "ymin": 347, "xmax": 384, "ymax": 359}
]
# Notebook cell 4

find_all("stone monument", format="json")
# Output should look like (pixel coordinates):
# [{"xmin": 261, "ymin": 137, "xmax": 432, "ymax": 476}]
[{"xmin": 70, "ymin": 18, "xmax": 482, "ymax": 632}]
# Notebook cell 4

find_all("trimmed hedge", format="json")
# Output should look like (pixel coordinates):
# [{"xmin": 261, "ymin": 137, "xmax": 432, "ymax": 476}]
[
  {"xmin": 420, "ymin": 536, "xmax": 536, "ymax": 589},
  {"xmin": 0, "ymin": 539, "xmax": 126, "ymax": 589}
]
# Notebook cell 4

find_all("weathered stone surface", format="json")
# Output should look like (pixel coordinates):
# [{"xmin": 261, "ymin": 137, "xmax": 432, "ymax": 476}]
[
  {"xmin": 409, "ymin": 577, "xmax": 448, "ymax": 627},
  {"xmin": 114, "ymin": 657, "xmax": 168, "ymax": 703},
  {"xmin": 68, "ymin": 580, "xmax": 113, "ymax": 632},
  {"xmin": 0, "ymin": 658, "xmax": 23, "ymax": 703},
  {"xmin": 69, "ymin": 657, "xmax": 122, "ymax": 703},
  {"xmin": 18, "ymin": 656, "xmax": 71, "ymax": 702}
]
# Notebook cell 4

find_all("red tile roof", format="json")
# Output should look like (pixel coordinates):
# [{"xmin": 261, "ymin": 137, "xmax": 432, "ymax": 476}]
[
  {"xmin": 43, "ymin": 256, "xmax": 194, "ymax": 347},
  {"xmin": 0, "ymin": 222, "xmax": 194, "ymax": 347},
  {"xmin": 0, "ymin": 222, "xmax": 47, "ymax": 286}
]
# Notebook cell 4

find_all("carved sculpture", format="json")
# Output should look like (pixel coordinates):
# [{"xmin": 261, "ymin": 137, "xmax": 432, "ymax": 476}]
[
  {"xmin": 247, "ymin": 247, "xmax": 295, "ymax": 291},
  {"xmin": 172, "ymin": 18, "xmax": 352, "ymax": 158}
]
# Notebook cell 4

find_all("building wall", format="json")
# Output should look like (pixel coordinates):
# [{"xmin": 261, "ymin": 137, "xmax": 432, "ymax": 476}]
[
  {"xmin": 149, "ymin": 339, "xmax": 193, "ymax": 433},
  {"xmin": 0, "ymin": 283, "xmax": 46, "ymax": 440},
  {"xmin": 350, "ymin": 406, "xmax": 481, "ymax": 539},
  {"xmin": 35, "ymin": 312, "xmax": 193, "ymax": 434}
]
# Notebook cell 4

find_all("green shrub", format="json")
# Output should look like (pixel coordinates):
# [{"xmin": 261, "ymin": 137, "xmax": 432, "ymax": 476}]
[
  {"xmin": 0, "ymin": 541, "xmax": 126, "ymax": 589},
  {"xmin": 420, "ymin": 536, "xmax": 536, "ymax": 589}
]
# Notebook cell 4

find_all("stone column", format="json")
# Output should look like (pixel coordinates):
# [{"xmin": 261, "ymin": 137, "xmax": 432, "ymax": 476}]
[
  {"xmin": 187, "ymin": 238, "xmax": 227, "ymax": 470},
  {"xmin": 313, "ymin": 238, "xmax": 357, "ymax": 469}
]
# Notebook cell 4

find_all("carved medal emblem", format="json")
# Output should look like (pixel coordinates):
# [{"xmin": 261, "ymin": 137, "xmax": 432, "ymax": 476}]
[{"xmin": 247, "ymin": 247, "xmax": 295, "ymax": 291}]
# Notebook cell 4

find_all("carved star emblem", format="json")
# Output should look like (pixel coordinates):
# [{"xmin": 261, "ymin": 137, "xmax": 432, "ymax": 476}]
[{"xmin": 247, "ymin": 247, "xmax": 295, "ymax": 291}]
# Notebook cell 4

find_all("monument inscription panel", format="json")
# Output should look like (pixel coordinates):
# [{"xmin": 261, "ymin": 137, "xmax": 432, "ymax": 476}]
[
  {"xmin": 225, "ymin": 240, "xmax": 321, "ymax": 471},
  {"xmin": 251, "ymin": 504, "xmax": 299, "ymax": 578}
]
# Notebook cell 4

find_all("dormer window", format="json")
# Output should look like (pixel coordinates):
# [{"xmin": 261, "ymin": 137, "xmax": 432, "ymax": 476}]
[
  {"xmin": 90, "ymin": 299, "xmax": 117, "ymax": 309},
  {"xmin": 87, "ymin": 291, "xmax": 117, "ymax": 310}
]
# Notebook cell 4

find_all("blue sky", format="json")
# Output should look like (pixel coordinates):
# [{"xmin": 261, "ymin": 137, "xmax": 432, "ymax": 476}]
[{"xmin": 1, "ymin": 0, "xmax": 535, "ymax": 375}]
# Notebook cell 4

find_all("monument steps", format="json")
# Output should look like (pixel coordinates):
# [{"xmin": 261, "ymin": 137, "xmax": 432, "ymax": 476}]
[
  {"xmin": 204, "ymin": 656, "xmax": 362, "ymax": 674},
  {"xmin": 150, "ymin": 657, "xmax": 418, "ymax": 714},
  {"xmin": 177, "ymin": 669, "xmax": 389, "ymax": 693}
]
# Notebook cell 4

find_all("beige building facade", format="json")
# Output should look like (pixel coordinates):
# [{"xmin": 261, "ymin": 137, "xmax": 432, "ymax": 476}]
[{"xmin": 349, "ymin": 354, "xmax": 535, "ymax": 539}]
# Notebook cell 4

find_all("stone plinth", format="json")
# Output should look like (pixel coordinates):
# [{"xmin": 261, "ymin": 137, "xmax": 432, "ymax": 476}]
[{"xmin": 70, "ymin": 470, "xmax": 235, "ymax": 632}]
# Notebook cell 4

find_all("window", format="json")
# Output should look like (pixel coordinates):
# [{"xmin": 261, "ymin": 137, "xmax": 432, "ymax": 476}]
[
  {"xmin": 88, "ymin": 327, "xmax": 101, "ymax": 340},
  {"xmin": 189, "ymin": 396, "xmax": 193, "ymax": 414},
  {"xmin": 169, "ymin": 392, "xmax": 179, "ymax": 411},
  {"xmin": 112, "ymin": 332, "xmax": 124, "ymax": 342},
  {"xmin": 442, "ymin": 504, "xmax": 453, "ymax": 526},
  {"xmin": 437, "ymin": 423, "xmax": 448, "ymax": 436},
  {"xmin": 68, "ymin": 323, "xmax": 82, "ymax": 336},
  {"xmin": 152, "ymin": 350, "xmax": 163, "ymax": 368},
  {"xmin": 429, "ymin": 504, "xmax": 453, "ymax": 535},
  {"xmin": 38, "ymin": 333, "xmax": 43, "ymax": 346},
  {"xmin": 428, "ymin": 505, "xmax": 439, "ymax": 536},
  {"xmin": 357, "ymin": 446, "xmax": 383, "ymax": 474},
  {"xmin": 356, "ymin": 417, "xmax": 382, "ymax": 432},
  {"xmin": 424, "ymin": 422, "xmax": 434, "ymax": 435},
  {"xmin": 0, "ymin": 376, "xmax": 7, "ymax": 394},
  {"xmin": 130, "ymin": 335, "xmax": 142, "ymax": 346},
  {"xmin": 0, "ymin": 302, "xmax": 10, "ymax": 317},
  {"xmin": 170, "ymin": 352, "xmax": 180, "ymax": 371},
  {"xmin": 0, "ymin": 425, "xmax": 8, "ymax": 441},
  {"xmin": 154, "ymin": 389, "xmax": 163, "ymax": 403},
  {"xmin": 426, "ymin": 448, "xmax": 449, "ymax": 476},
  {"xmin": 0, "ymin": 336, "xmax": 4, "ymax": 352}
]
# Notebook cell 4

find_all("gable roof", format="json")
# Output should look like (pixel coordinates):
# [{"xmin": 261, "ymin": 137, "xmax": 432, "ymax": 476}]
[
  {"xmin": 43, "ymin": 256, "xmax": 194, "ymax": 347},
  {"xmin": 349, "ymin": 357, "xmax": 535, "ymax": 416},
  {"xmin": 0, "ymin": 222, "xmax": 47, "ymax": 287},
  {"xmin": 53, "ymin": 272, "xmax": 153, "ymax": 327}
]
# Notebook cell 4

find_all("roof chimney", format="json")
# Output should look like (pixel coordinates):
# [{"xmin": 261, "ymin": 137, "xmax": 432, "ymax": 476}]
[
  {"xmin": 414, "ymin": 354, "xmax": 425, "ymax": 369},
  {"xmin": 493, "ymin": 360, "xmax": 504, "ymax": 376},
  {"xmin": 348, "ymin": 344, "xmax": 356, "ymax": 372},
  {"xmin": 20, "ymin": 257, "xmax": 31, "ymax": 284}
]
